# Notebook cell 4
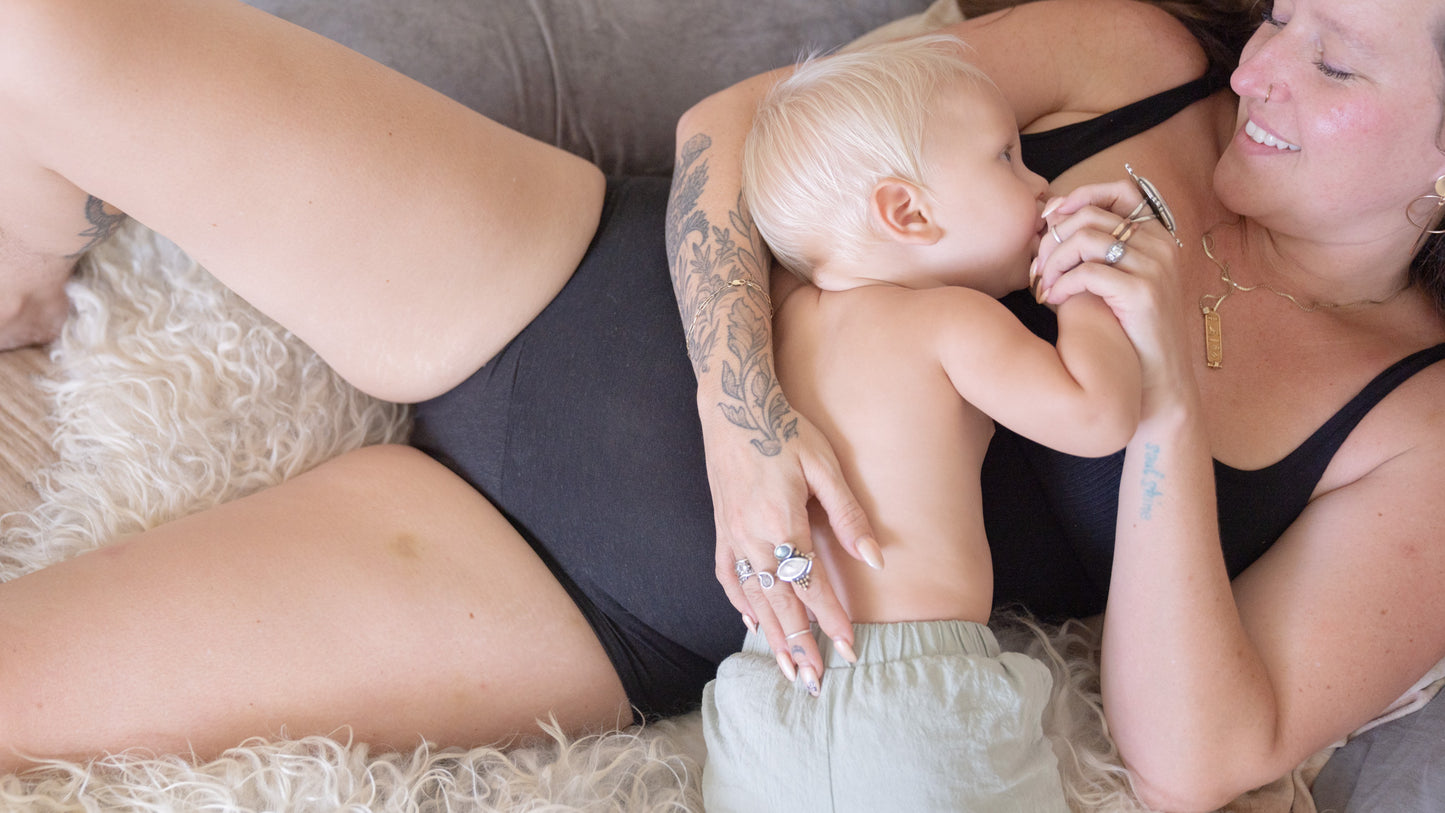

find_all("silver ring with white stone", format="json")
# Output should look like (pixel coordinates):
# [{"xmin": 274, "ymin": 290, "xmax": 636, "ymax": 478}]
[
  {"xmin": 1103, "ymin": 240, "xmax": 1127, "ymax": 265},
  {"xmin": 773, "ymin": 543, "xmax": 816, "ymax": 591}
]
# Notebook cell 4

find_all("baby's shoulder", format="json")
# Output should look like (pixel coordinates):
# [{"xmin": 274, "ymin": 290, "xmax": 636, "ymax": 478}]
[
  {"xmin": 837, "ymin": 284, "xmax": 1013, "ymax": 326},
  {"xmin": 815, "ymin": 285, "xmax": 1019, "ymax": 360}
]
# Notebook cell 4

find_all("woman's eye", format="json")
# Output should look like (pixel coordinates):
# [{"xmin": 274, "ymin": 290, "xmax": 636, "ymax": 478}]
[{"xmin": 1316, "ymin": 61, "xmax": 1353, "ymax": 80}]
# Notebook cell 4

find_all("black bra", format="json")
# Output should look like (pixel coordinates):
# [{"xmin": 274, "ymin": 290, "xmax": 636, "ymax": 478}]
[{"xmin": 1215, "ymin": 341, "xmax": 1445, "ymax": 572}]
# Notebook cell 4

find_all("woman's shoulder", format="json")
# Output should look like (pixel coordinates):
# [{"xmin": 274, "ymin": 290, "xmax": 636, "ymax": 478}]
[
  {"xmin": 947, "ymin": 0, "xmax": 1210, "ymax": 127},
  {"xmin": 974, "ymin": 0, "xmax": 1204, "ymax": 51}
]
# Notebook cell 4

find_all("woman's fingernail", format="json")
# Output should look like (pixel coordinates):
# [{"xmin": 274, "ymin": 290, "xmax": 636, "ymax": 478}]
[
  {"xmin": 742, "ymin": 614, "xmax": 757, "ymax": 633},
  {"xmin": 857, "ymin": 536, "xmax": 885, "ymax": 570},
  {"xmin": 1031, "ymin": 275, "xmax": 1045, "ymax": 304},
  {"xmin": 1042, "ymin": 197, "xmax": 1063, "ymax": 218},
  {"xmin": 799, "ymin": 665, "xmax": 821, "ymax": 697},
  {"xmin": 776, "ymin": 651, "xmax": 798, "ymax": 682},
  {"xmin": 833, "ymin": 637, "xmax": 858, "ymax": 664}
]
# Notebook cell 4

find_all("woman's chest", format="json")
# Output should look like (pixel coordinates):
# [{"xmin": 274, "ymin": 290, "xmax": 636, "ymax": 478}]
[{"xmin": 1193, "ymin": 301, "xmax": 1445, "ymax": 478}]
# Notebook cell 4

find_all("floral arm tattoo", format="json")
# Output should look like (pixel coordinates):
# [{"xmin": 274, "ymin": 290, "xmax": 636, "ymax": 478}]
[
  {"xmin": 66, "ymin": 196, "xmax": 127, "ymax": 258},
  {"xmin": 666, "ymin": 133, "xmax": 798, "ymax": 456}
]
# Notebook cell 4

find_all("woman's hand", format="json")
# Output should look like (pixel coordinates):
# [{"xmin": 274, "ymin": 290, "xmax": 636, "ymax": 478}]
[
  {"xmin": 698, "ymin": 382, "xmax": 878, "ymax": 694},
  {"xmin": 1032, "ymin": 178, "xmax": 1194, "ymax": 412}
]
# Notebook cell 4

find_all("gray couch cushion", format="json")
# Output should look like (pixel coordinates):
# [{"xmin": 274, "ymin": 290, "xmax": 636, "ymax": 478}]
[
  {"xmin": 242, "ymin": 0, "xmax": 935, "ymax": 175},
  {"xmin": 1311, "ymin": 689, "xmax": 1445, "ymax": 813}
]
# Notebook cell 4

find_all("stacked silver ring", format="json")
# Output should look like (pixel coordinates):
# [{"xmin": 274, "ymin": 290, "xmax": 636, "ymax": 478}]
[
  {"xmin": 734, "ymin": 558, "xmax": 754, "ymax": 585},
  {"xmin": 738, "ymin": 558, "xmax": 778, "ymax": 588}
]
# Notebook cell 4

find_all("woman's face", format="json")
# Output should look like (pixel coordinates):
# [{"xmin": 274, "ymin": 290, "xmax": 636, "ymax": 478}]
[{"xmin": 1214, "ymin": 0, "xmax": 1445, "ymax": 244}]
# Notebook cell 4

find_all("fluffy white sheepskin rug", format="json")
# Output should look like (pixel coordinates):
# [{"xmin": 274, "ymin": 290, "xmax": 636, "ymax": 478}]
[{"xmin": 0, "ymin": 222, "xmax": 1156, "ymax": 811}]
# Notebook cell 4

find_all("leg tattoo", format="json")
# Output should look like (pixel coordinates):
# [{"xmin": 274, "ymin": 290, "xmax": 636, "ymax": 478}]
[{"xmin": 67, "ymin": 196, "xmax": 127, "ymax": 258}]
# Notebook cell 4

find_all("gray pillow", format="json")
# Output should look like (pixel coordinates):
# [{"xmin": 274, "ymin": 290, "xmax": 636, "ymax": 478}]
[{"xmin": 242, "ymin": 0, "xmax": 935, "ymax": 175}]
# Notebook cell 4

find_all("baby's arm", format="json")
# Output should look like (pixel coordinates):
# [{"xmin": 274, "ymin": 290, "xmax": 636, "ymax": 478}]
[{"xmin": 935, "ymin": 289, "xmax": 1140, "ymax": 456}]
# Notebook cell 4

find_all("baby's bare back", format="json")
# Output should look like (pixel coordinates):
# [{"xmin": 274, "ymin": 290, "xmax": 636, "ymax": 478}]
[{"xmin": 773, "ymin": 284, "xmax": 1002, "ymax": 626}]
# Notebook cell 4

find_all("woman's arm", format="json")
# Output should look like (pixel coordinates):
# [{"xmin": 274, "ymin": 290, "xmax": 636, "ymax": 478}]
[
  {"xmin": 1039, "ymin": 184, "xmax": 1445, "ymax": 811},
  {"xmin": 1103, "ymin": 373, "xmax": 1445, "ymax": 811},
  {"xmin": 668, "ymin": 72, "xmax": 877, "ymax": 682}
]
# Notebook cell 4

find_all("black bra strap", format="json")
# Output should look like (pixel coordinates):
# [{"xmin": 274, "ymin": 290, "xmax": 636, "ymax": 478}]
[
  {"xmin": 1222, "ymin": 342, "xmax": 1445, "ymax": 480},
  {"xmin": 1304, "ymin": 342, "xmax": 1445, "ymax": 457},
  {"xmin": 1020, "ymin": 74, "xmax": 1224, "ymax": 182}
]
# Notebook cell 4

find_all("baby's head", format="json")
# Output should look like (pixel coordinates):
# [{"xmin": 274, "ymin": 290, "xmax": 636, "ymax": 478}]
[{"xmin": 744, "ymin": 34, "xmax": 1046, "ymax": 292}]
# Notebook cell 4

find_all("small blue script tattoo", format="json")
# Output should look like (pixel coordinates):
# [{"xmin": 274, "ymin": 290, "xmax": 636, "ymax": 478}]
[{"xmin": 1140, "ymin": 442, "xmax": 1165, "ymax": 520}]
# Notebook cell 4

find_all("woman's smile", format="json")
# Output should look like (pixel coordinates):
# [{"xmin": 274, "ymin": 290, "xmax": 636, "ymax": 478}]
[{"xmin": 1244, "ymin": 118, "xmax": 1301, "ymax": 151}]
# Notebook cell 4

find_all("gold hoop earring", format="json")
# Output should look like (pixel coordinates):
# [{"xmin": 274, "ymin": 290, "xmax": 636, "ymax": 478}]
[
  {"xmin": 1264, "ymin": 84, "xmax": 1273, "ymax": 103},
  {"xmin": 1407, "ymin": 175, "xmax": 1445, "ymax": 234}
]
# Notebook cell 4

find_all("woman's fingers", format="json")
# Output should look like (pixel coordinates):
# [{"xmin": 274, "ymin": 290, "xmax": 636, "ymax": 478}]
[
  {"xmin": 1035, "ymin": 175, "xmax": 1182, "ymax": 297},
  {"xmin": 705, "ymin": 414, "xmax": 862, "ymax": 694},
  {"xmin": 750, "ymin": 554, "xmax": 826, "ymax": 691},
  {"xmin": 726, "ymin": 530, "xmax": 852, "ymax": 692},
  {"xmin": 802, "ymin": 433, "xmax": 883, "ymax": 571},
  {"xmin": 715, "ymin": 545, "xmax": 758, "ymax": 623},
  {"xmin": 1036, "ymin": 205, "xmax": 1132, "ymax": 291},
  {"xmin": 1036, "ymin": 191, "xmax": 1190, "ymax": 385}
]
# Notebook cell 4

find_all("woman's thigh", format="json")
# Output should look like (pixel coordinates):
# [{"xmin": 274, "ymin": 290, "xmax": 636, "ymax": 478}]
[
  {"xmin": 0, "ymin": 444, "xmax": 629, "ymax": 771},
  {"xmin": 0, "ymin": 0, "xmax": 605, "ymax": 402}
]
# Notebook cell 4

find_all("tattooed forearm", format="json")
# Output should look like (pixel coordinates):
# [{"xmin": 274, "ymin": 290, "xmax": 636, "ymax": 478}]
[
  {"xmin": 666, "ymin": 134, "xmax": 768, "ymax": 348},
  {"xmin": 1139, "ymin": 442, "xmax": 1165, "ymax": 520},
  {"xmin": 666, "ymin": 133, "xmax": 798, "ymax": 456},
  {"xmin": 66, "ymin": 196, "xmax": 126, "ymax": 258}
]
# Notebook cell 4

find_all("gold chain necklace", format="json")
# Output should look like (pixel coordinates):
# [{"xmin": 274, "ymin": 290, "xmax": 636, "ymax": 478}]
[{"xmin": 1198, "ymin": 231, "xmax": 1407, "ymax": 369}]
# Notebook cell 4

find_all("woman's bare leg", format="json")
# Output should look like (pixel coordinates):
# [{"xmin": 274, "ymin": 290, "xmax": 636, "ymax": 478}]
[
  {"xmin": 0, "ymin": 445, "xmax": 630, "ymax": 771},
  {"xmin": 0, "ymin": 0, "xmax": 605, "ymax": 401}
]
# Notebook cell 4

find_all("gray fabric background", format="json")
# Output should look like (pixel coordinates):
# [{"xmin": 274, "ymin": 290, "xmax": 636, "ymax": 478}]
[
  {"xmin": 1311, "ymin": 691, "xmax": 1445, "ymax": 812},
  {"xmin": 242, "ymin": 0, "xmax": 933, "ymax": 175}
]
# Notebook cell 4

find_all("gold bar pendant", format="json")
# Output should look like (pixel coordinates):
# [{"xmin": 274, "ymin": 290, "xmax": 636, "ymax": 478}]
[{"xmin": 1203, "ymin": 307, "xmax": 1223, "ymax": 369}]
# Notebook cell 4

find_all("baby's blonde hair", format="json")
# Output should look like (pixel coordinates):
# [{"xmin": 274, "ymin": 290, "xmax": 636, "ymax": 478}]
[{"xmin": 742, "ymin": 34, "xmax": 993, "ymax": 280}]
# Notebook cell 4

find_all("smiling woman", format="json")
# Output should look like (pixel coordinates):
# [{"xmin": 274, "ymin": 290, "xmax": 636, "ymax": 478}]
[{"xmin": 676, "ymin": 0, "xmax": 1445, "ymax": 809}]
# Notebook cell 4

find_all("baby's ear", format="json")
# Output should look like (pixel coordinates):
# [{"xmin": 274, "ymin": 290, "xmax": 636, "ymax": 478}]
[{"xmin": 869, "ymin": 178, "xmax": 941, "ymax": 244}]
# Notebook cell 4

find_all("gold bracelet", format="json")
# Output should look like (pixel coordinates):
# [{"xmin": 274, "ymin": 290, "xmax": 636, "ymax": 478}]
[{"xmin": 687, "ymin": 278, "xmax": 773, "ymax": 357}]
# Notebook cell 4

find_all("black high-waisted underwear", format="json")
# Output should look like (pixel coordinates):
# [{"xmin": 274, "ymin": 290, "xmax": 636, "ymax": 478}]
[{"xmin": 410, "ymin": 177, "xmax": 736, "ymax": 719}]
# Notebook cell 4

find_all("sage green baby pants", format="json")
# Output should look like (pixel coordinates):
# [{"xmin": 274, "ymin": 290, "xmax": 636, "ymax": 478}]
[{"xmin": 702, "ymin": 620, "xmax": 1067, "ymax": 813}]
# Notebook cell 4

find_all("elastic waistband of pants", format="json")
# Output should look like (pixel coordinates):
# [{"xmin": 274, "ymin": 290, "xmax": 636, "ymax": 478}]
[{"xmin": 741, "ymin": 619, "xmax": 1000, "ymax": 668}]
